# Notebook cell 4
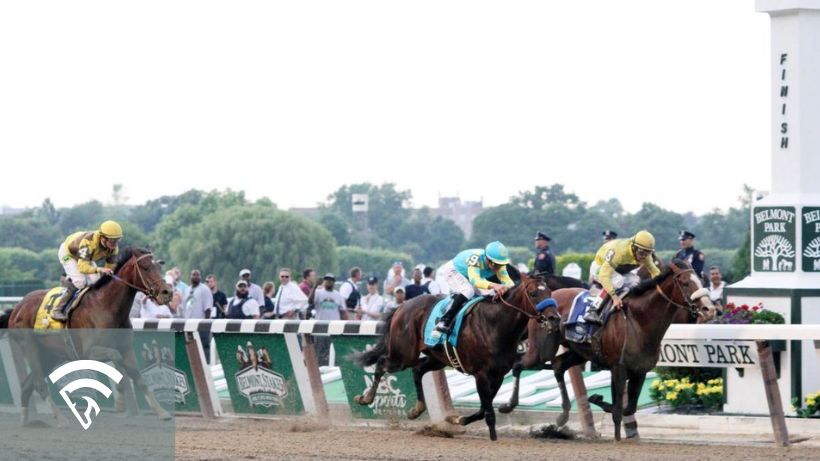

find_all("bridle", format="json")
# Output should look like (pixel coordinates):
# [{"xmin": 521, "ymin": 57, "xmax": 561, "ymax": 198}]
[
  {"xmin": 496, "ymin": 279, "xmax": 550, "ymax": 324},
  {"xmin": 111, "ymin": 252, "xmax": 164, "ymax": 301},
  {"xmin": 653, "ymin": 265, "xmax": 709, "ymax": 318}
]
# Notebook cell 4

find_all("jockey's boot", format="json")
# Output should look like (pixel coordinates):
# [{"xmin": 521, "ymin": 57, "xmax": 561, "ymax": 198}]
[
  {"xmin": 433, "ymin": 294, "xmax": 468, "ymax": 337},
  {"xmin": 582, "ymin": 291, "xmax": 609, "ymax": 325},
  {"xmin": 49, "ymin": 285, "xmax": 77, "ymax": 321}
]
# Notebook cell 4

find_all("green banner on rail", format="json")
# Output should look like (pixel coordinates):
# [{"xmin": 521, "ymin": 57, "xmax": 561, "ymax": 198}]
[
  {"xmin": 333, "ymin": 335, "xmax": 421, "ymax": 420},
  {"xmin": 214, "ymin": 333, "xmax": 303, "ymax": 415},
  {"xmin": 132, "ymin": 331, "xmax": 197, "ymax": 413}
]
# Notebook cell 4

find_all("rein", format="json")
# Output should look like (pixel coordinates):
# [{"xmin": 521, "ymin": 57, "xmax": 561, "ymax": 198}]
[
  {"xmin": 111, "ymin": 253, "xmax": 161, "ymax": 300},
  {"xmin": 653, "ymin": 266, "xmax": 703, "ymax": 318},
  {"xmin": 496, "ymin": 282, "xmax": 545, "ymax": 322}
]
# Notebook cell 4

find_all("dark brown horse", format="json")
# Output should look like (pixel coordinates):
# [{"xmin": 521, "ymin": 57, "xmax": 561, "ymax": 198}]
[
  {"xmin": 0, "ymin": 247, "xmax": 173, "ymax": 425},
  {"xmin": 352, "ymin": 274, "xmax": 556, "ymax": 441},
  {"xmin": 501, "ymin": 259, "xmax": 716, "ymax": 440}
]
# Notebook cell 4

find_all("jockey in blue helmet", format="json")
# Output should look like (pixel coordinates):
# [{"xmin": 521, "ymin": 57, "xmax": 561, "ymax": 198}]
[{"xmin": 432, "ymin": 241, "xmax": 515, "ymax": 339}]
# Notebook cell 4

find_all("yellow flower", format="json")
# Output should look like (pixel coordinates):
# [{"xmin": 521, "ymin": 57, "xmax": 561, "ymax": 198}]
[
  {"xmin": 664, "ymin": 379, "xmax": 677, "ymax": 387},
  {"xmin": 666, "ymin": 391, "xmax": 678, "ymax": 401},
  {"xmin": 697, "ymin": 383, "xmax": 706, "ymax": 390},
  {"xmin": 651, "ymin": 380, "xmax": 660, "ymax": 389},
  {"xmin": 807, "ymin": 397, "xmax": 816, "ymax": 407}
]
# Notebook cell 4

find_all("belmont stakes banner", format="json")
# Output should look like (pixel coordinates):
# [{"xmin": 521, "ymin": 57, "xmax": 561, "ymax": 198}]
[
  {"xmin": 333, "ymin": 335, "xmax": 422, "ymax": 420},
  {"xmin": 656, "ymin": 339, "xmax": 760, "ymax": 368},
  {"xmin": 132, "ymin": 331, "xmax": 197, "ymax": 413},
  {"xmin": 214, "ymin": 333, "xmax": 304, "ymax": 415}
]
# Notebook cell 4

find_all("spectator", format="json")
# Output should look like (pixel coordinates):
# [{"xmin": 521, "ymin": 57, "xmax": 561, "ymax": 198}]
[
  {"xmin": 226, "ymin": 280, "xmax": 261, "ymax": 319},
  {"xmin": 182, "ymin": 269, "xmax": 215, "ymax": 363},
  {"xmin": 358, "ymin": 276, "xmax": 385, "ymax": 320},
  {"xmin": 311, "ymin": 273, "xmax": 349, "ymax": 365},
  {"xmin": 675, "ymin": 231, "xmax": 706, "ymax": 281},
  {"xmin": 384, "ymin": 261, "xmax": 410, "ymax": 294},
  {"xmin": 384, "ymin": 286, "xmax": 406, "ymax": 313},
  {"xmin": 602, "ymin": 230, "xmax": 618, "ymax": 243},
  {"xmin": 239, "ymin": 268, "xmax": 266, "ymax": 307},
  {"xmin": 533, "ymin": 231, "xmax": 556, "ymax": 275},
  {"xmin": 274, "ymin": 267, "xmax": 309, "ymax": 319},
  {"xmin": 164, "ymin": 273, "xmax": 183, "ymax": 317},
  {"xmin": 299, "ymin": 268, "xmax": 317, "ymax": 296},
  {"xmin": 206, "ymin": 274, "xmax": 228, "ymax": 319},
  {"xmin": 708, "ymin": 266, "xmax": 726, "ymax": 308},
  {"xmin": 405, "ymin": 265, "xmax": 430, "ymax": 300},
  {"xmin": 339, "ymin": 266, "xmax": 363, "ymax": 317},
  {"xmin": 137, "ymin": 289, "xmax": 174, "ymax": 319},
  {"xmin": 172, "ymin": 266, "xmax": 189, "ymax": 295},
  {"xmin": 181, "ymin": 270, "xmax": 213, "ymax": 320},
  {"xmin": 261, "ymin": 281, "xmax": 277, "ymax": 319},
  {"xmin": 422, "ymin": 266, "xmax": 442, "ymax": 295}
]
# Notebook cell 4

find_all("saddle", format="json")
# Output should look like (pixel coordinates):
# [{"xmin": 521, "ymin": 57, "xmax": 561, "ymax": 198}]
[{"xmin": 36, "ymin": 286, "xmax": 91, "ymax": 330}]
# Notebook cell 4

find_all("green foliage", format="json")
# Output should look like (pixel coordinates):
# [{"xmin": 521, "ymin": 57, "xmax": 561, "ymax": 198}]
[
  {"xmin": 324, "ymin": 183, "xmax": 410, "ymax": 245},
  {"xmin": 318, "ymin": 211, "xmax": 351, "ymax": 246},
  {"xmin": 0, "ymin": 247, "xmax": 40, "ymax": 280},
  {"xmin": 336, "ymin": 246, "xmax": 413, "ymax": 279},
  {"xmin": 732, "ymin": 231, "xmax": 751, "ymax": 282},
  {"xmin": 169, "ymin": 205, "xmax": 336, "ymax": 287},
  {"xmin": 0, "ymin": 213, "xmax": 62, "ymax": 252},
  {"xmin": 58, "ymin": 200, "xmax": 105, "ymax": 235},
  {"xmin": 792, "ymin": 391, "xmax": 820, "ymax": 418},
  {"xmin": 128, "ymin": 189, "xmax": 206, "ymax": 233},
  {"xmin": 650, "ymin": 377, "xmax": 723, "ymax": 410},
  {"xmin": 555, "ymin": 253, "xmax": 595, "ymax": 280},
  {"xmin": 506, "ymin": 246, "xmax": 533, "ymax": 267}
]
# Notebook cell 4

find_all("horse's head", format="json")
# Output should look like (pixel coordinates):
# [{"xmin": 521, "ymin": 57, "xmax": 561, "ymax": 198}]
[
  {"xmin": 115, "ymin": 247, "xmax": 173, "ymax": 305},
  {"xmin": 517, "ymin": 273, "xmax": 561, "ymax": 331},
  {"xmin": 660, "ymin": 259, "xmax": 717, "ymax": 321}
]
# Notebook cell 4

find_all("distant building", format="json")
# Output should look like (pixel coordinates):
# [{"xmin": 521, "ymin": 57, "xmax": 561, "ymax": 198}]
[{"xmin": 430, "ymin": 197, "xmax": 483, "ymax": 239}]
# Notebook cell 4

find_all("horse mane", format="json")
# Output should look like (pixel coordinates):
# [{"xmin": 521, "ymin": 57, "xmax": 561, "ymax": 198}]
[
  {"xmin": 91, "ymin": 246, "xmax": 151, "ymax": 289},
  {"xmin": 629, "ymin": 258, "xmax": 688, "ymax": 297}
]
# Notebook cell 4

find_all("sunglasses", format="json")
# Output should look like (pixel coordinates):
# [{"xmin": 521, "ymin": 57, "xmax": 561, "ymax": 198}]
[{"xmin": 280, "ymin": 275, "xmax": 290, "ymax": 279}]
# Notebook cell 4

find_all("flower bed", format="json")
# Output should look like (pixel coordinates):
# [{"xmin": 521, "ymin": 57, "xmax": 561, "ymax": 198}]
[
  {"xmin": 792, "ymin": 391, "xmax": 820, "ymax": 418},
  {"xmin": 650, "ymin": 377, "xmax": 723, "ymax": 410},
  {"xmin": 708, "ymin": 302, "xmax": 785, "ymax": 325}
]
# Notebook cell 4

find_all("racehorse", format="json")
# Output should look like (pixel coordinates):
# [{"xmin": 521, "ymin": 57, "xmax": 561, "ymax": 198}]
[
  {"xmin": 500, "ymin": 259, "xmax": 716, "ymax": 441},
  {"xmin": 0, "ymin": 247, "xmax": 174, "ymax": 425},
  {"xmin": 352, "ymin": 274, "xmax": 557, "ymax": 441}
]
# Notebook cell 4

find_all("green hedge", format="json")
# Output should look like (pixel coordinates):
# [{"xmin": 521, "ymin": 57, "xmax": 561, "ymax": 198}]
[
  {"xmin": 555, "ymin": 252, "xmax": 596, "ymax": 281},
  {"xmin": 336, "ymin": 246, "xmax": 413, "ymax": 280}
]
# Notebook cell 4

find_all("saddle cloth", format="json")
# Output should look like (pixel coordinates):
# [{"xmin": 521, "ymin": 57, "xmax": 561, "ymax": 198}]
[
  {"xmin": 423, "ymin": 296, "xmax": 484, "ymax": 348},
  {"xmin": 34, "ymin": 286, "xmax": 89, "ymax": 330}
]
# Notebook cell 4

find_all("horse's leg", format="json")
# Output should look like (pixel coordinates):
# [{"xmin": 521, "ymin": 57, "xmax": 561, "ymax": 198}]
[
  {"xmin": 18, "ymin": 371, "xmax": 34, "ymax": 426},
  {"xmin": 553, "ymin": 352, "xmax": 586, "ymax": 427},
  {"xmin": 447, "ymin": 373, "xmax": 489, "ymax": 427},
  {"xmin": 610, "ymin": 365, "xmax": 627, "ymax": 442},
  {"xmin": 354, "ymin": 355, "xmax": 387, "ymax": 406},
  {"xmin": 407, "ymin": 356, "xmax": 445, "ymax": 420},
  {"xmin": 498, "ymin": 361, "xmax": 524, "ymax": 414},
  {"xmin": 479, "ymin": 371, "xmax": 505, "ymax": 441},
  {"xmin": 623, "ymin": 370, "xmax": 647, "ymax": 440}
]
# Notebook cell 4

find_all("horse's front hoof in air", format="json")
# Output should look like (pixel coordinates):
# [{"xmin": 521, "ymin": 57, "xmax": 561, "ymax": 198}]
[{"xmin": 444, "ymin": 414, "xmax": 463, "ymax": 425}]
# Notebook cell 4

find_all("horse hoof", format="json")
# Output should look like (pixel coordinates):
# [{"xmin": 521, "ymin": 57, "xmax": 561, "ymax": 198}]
[
  {"xmin": 353, "ymin": 395, "xmax": 364, "ymax": 405},
  {"xmin": 444, "ymin": 415, "xmax": 461, "ymax": 425},
  {"xmin": 556, "ymin": 413, "xmax": 569, "ymax": 427},
  {"xmin": 407, "ymin": 402, "xmax": 426, "ymax": 420},
  {"xmin": 498, "ymin": 404, "xmax": 514, "ymax": 414}
]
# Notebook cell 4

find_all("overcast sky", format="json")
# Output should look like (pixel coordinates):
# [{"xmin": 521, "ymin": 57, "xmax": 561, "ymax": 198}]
[{"xmin": 0, "ymin": 1, "xmax": 771, "ymax": 215}]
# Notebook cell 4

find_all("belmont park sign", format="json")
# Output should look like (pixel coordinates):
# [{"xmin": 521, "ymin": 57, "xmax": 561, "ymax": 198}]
[{"xmin": 656, "ymin": 340, "xmax": 758, "ymax": 368}]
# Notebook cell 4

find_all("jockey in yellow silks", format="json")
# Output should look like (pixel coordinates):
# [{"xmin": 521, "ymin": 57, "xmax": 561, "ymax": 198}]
[
  {"xmin": 51, "ymin": 220, "xmax": 123, "ymax": 321},
  {"xmin": 431, "ymin": 241, "xmax": 515, "ymax": 339},
  {"xmin": 583, "ymin": 230, "xmax": 660, "ymax": 324}
]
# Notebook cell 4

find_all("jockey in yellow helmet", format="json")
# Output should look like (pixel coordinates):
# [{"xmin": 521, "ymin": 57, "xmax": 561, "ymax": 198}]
[
  {"xmin": 583, "ymin": 230, "xmax": 660, "ymax": 324},
  {"xmin": 51, "ymin": 220, "xmax": 123, "ymax": 321}
]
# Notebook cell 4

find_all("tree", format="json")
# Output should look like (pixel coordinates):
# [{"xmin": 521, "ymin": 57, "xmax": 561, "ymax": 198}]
[
  {"xmin": 129, "ymin": 189, "xmax": 206, "ymax": 233},
  {"xmin": 111, "ymin": 183, "xmax": 128, "ymax": 206},
  {"xmin": 168, "ymin": 206, "xmax": 336, "ymax": 285},
  {"xmin": 626, "ymin": 203, "xmax": 686, "ymax": 251},
  {"xmin": 754, "ymin": 235, "xmax": 795, "ymax": 270},
  {"xmin": 336, "ymin": 246, "xmax": 413, "ymax": 279},
  {"xmin": 733, "ymin": 231, "xmax": 751, "ymax": 281},
  {"xmin": 0, "ymin": 213, "xmax": 62, "ymax": 252},
  {"xmin": 323, "ymin": 183, "xmax": 411, "ymax": 247},
  {"xmin": 58, "ymin": 200, "xmax": 105, "ymax": 235},
  {"xmin": 38, "ymin": 198, "xmax": 60, "ymax": 225},
  {"xmin": 510, "ymin": 184, "xmax": 582, "ymax": 210},
  {"xmin": 318, "ymin": 211, "xmax": 351, "ymax": 246}
]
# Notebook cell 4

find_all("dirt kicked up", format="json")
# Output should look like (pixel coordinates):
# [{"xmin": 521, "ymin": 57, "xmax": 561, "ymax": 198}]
[{"xmin": 175, "ymin": 416, "xmax": 817, "ymax": 461}]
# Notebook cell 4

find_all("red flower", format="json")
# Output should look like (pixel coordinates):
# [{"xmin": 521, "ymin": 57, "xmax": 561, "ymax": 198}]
[
  {"xmin": 726, "ymin": 303, "xmax": 736, "ymax": 309},
  {"xmin": 741, "ymin": 304, "xmax": 749, "ymax": 311},
  {"xmin": 752, "ymin": 306, "xmax": 760, "ymax": 311}
]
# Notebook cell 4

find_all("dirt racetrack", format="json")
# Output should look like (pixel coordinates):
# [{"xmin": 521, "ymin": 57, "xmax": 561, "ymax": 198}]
[{"xmin": 175, "ymin": 416, "xmax": 817, "ymax": 461}]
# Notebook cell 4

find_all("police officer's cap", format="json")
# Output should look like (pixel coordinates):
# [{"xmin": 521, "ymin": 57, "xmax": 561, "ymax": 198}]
[
  {"xmin": 602, "ymin": 230, "xmax": 618, "ymax": 239},
  {"xmin": 679, "ymin": 230, "xmax": 696, "ymax": 240},
  {"xmin": 534, "ymin": 232, "xmax": 551, "ymax": 242}
]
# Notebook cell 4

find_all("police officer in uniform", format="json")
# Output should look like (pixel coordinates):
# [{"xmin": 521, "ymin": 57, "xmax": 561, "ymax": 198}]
[
  {"xmin": 534, "ymin": 231, "xmax": 556, "ymax": 275},
  {"xmin": 602, "ymin": 229, "xmax": 618, "ymax": 243},
  {"xmin": 675, "ymin": 230, "xmax": 705, "ymax": 281}
]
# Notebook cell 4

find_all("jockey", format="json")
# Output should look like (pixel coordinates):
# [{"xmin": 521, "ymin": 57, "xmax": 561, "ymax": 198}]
[
  {"xmin": 50, "ymin": 220, "xmax": 123, "ymax": 321},
  {"xmin": 583, "ymin": 230, "xmax": 660, "ymax": 324},
  {"xmin": 432, "ymin": 241, "xmax": 515, "ymax": 338}
]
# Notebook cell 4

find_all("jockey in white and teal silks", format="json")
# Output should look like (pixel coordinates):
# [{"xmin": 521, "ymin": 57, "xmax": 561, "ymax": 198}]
[{"xmin": 432, "ymin": 241, "xmax": 514, "ymax": 339}]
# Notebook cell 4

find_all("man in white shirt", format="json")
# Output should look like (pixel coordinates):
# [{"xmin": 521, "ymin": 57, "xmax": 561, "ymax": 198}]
[
  {"xmin": 339, "ymin": 266, "xmax": 363, "ymax": 317},
  {"xmin": 421, "ymin": 266, "xmax": 442, "ymax": 295},
  {"xmin": 384, "ymin": 261, "xmax": 410, "ymax": 294},
  {"xmin": 182, "ymin": 270, "xmax": 214, "ymax": 319},
  {"xmin": 274, "ymin": 267, "xmax": 309, "ymax": 319},
  {"xmin": 707, "ymin": 266, "xmax": 726, "ymax": 309},
  {"xmin": 239, "ymin": 268, "xmax": 266, "ymax": 307},
  {"xmin": 357, "ymin": 276, "xmax": 385, "ymax": 320}
]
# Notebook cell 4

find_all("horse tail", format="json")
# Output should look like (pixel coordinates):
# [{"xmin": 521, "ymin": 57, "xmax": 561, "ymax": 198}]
[
  {"xmin": 351, "ymin": 308, "xmax": 396, "ymax": 367},
  {"xmin": 0, "ymin": 308, "xmax": 10, "ymax": 330}
]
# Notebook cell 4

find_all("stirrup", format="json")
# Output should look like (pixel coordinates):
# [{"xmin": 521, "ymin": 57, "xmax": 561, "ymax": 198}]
[
  {"xmin": 50, "ymin": 309, "xmax": 67, "ymax": 321},
  {"xmin": 583, "ymin": 311, "xmax": 603, "ymax": 324}
]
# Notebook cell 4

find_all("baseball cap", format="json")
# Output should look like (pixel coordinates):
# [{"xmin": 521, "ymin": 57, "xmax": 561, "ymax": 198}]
[
  {"xmin": 239, "ymin": 268, "xmax": 251, "ymax": 277},
  {"xmin": 323, "ymin": 273, "xmax": 336, "ymax": 280},
  {"xmin": 393, "ymin": 286, "xmax": 405, "ymax": 294},
  {"xmin": 236, "ymin": 280, "xmax": 249, "ymax": 288},
  {"xmin": 367, "ymin": 276, "xmax": 378, "ymax": 284}
]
